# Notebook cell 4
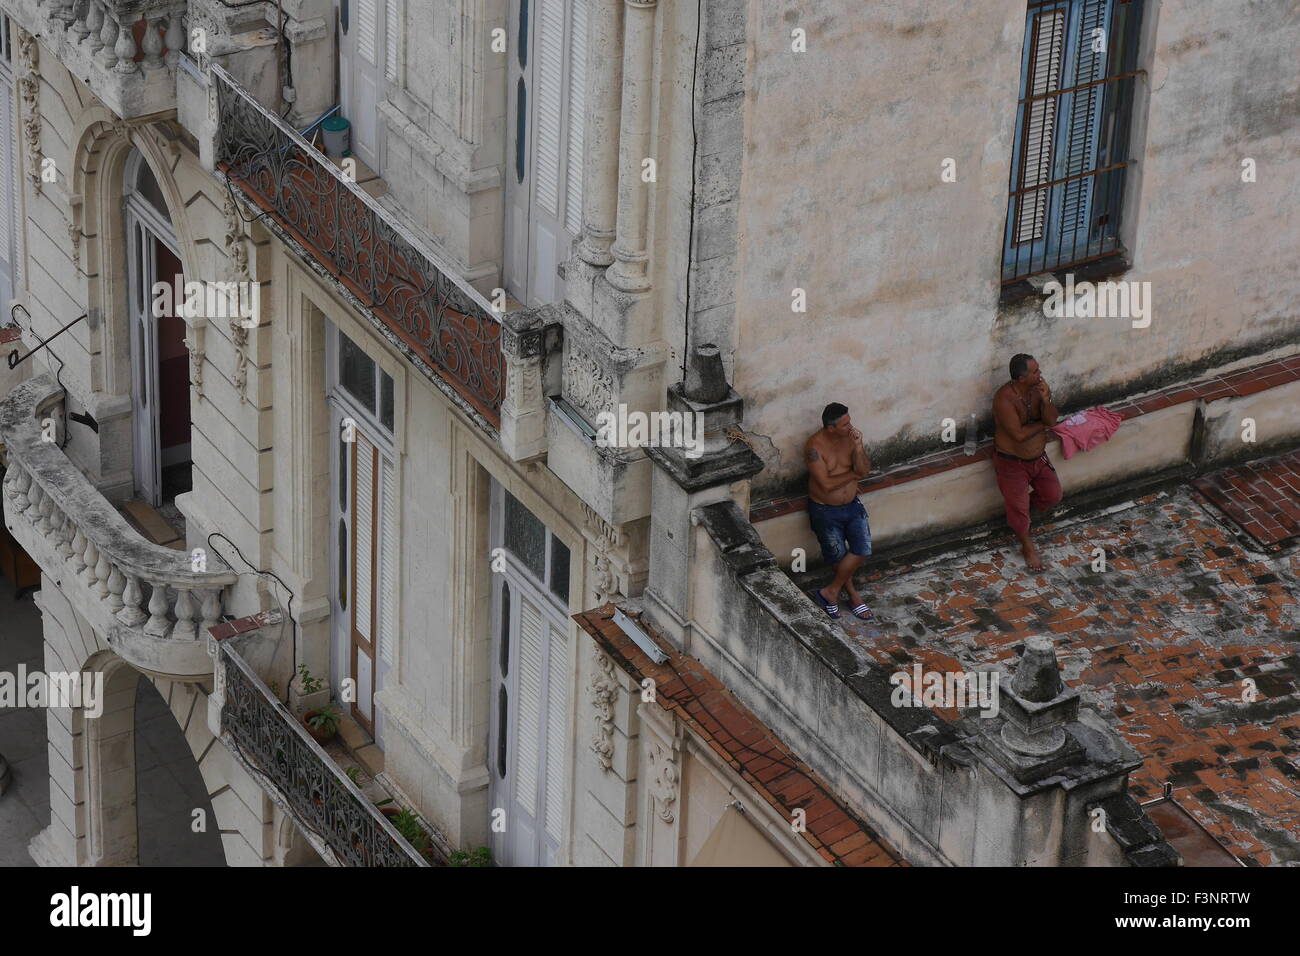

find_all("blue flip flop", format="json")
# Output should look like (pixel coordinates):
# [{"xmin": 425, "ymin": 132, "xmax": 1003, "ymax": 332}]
[
  {"xmin": 811, "ymin": 589, "xmax": 841, "ymax": 619},
  {"xmin": 851, "ymin": 603, "xmax": 875, "ymax": 622}
]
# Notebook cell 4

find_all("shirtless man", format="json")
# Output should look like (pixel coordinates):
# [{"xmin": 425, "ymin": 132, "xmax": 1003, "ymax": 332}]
[
  {"xmin": 805, "ymin": 403, "xmax": 874, "ymax": 620},
  {"xmin": 992, "ymin": 354, "xmax": 1062, "ymax": 571}
]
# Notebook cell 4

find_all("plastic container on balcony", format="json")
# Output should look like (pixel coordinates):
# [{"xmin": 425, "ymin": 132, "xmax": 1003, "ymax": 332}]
[{"xmin": 322, "ymin": 117, "xmax": 352, "ymax": 159}]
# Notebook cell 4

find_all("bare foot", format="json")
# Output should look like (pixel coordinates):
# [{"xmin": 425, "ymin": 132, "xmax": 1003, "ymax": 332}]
[
  {"xmin": 846, "ymin": 585, "xmax": 864, "ymax": 608},
  {"xmin": 818, "ymin": 585, "xmax": 840, "ymax": 606},
  {"xmin": 1021, "ymin": 541, "xmax": 1045, "ymax": 571}
]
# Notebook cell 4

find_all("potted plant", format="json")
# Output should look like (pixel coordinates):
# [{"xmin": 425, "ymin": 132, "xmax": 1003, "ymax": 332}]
[{"xmin": 302, "ymin": 704, "xmax": 341, "ymax": 745}]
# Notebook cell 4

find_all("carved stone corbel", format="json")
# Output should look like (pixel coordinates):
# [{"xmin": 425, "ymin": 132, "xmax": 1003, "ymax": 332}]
[
  {"xmin": 16, "ymin": 28, "xmax": 42, "ymax": 195},
  {"xmin": 223, "ymin": 193, "xmax": 251, "ymax": 403},
  {"xmin": 647, "ymin": 737, "xmax": 679, "ymax": 824},
  {"xmin": 589, "ymin": 650, "xmax": 619, "ymax": 773}
]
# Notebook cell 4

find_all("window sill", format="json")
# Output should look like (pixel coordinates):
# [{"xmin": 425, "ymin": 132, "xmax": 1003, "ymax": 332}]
[{"xmin": 998, "ymin": 252, "xmax": 1132, "ymax": 309}]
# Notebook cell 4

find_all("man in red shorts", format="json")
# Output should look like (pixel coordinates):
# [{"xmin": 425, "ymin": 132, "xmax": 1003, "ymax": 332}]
[{"xmin": 992, "ymin": 353, "xmax": 1062, "ymax": 570}]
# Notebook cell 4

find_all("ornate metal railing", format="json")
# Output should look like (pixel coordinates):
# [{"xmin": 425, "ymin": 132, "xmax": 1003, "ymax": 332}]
[
  {"xmin": 209, "ymin": 64, "xmax": 505, "ymax": 426},
  {"xmin": 216, "ymin": 640, "xmax": 429, "ymax": 867}
]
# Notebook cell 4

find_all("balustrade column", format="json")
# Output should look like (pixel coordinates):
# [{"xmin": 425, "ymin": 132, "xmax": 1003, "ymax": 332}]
[
  {"xmin": 143, "ymin": 584, "xmax": 171, "ymax": 638},
  {"xmin": 164, "ymin": 14, "xmax": 184, "ymax": 70},
  {"xmin": 81, "ymin": 538, "xmax": 99, "ymax": 586},
  {"xmin": 95, "ymin": 13, "xmax": 118, "ymax": 68},
  {"xmin": 85, "ymin": 1, "xmax": 105, "ymax": 55},
  {"xmin": 141, "ymin": 13, "xmax": 164, "ymax": 71},
  {"xmin": 68, "ymin": 0, "xmax": 91, "ymax": 42},
  {"xmin": 113, "ymin": 15, "xmax": 138, "ymax": 74},
  {"xmin": 172, "ymin": 588, "xmax": 197, "ymax": 640},
  {"xmin": 578, "ymin": 0, "xmax": 625, "ymax": 268},
  {"xmin": 605, "ymin": 0, "xmax": 658, "ymax": 294},
  {"xmin": 69, "ymin": 527, "xmax": 87, "ymax": 573},
  {"xmin": 118, "ymin": 575, "xmax": 148, "ymax": 627},
  {"xmin": 107, "ymin": 565, "xmax": 125, "ymax": 612}
]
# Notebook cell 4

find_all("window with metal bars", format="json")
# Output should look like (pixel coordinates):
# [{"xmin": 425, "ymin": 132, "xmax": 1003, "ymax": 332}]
[{"xmin": 1002, "ymin": 0, "xmax": 1145, "ymax": 283}]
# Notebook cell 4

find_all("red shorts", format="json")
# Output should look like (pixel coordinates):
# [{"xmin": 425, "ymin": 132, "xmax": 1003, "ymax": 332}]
[{"xmin": 994, "ymin": 452, "xmax": 1062, "ymax": 537}]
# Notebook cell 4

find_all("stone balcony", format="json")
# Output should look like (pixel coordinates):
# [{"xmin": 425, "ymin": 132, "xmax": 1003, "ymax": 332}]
[
  {"xmin": 0, "ymin": 374, "xmax": 236, "ymax": 680},
  {"xmin": 3, "ymin": 0, "xmax": 188, "ymax": 120}
]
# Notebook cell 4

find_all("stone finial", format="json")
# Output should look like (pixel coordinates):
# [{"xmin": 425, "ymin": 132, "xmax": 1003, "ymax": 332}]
[
  {"xmin": 683, "ymin": 343, "xmax": 729, "ymax": 404},
  {"xmin": 1010, "ymin": 635, "xmax": 1064, "ymax": 702}
]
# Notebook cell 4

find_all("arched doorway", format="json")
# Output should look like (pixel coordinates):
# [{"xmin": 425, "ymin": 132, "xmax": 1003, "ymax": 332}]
[
  {"xmin": 124, "ymin": 150, "xmax": 192, "ymax": 508},
  {"xmin": 133, "ymin": 676, "xmax": 225, "ymax": 866},
  {"xmin": 84, "ymin": 655, "xmax": 225, "ymax": 866}
]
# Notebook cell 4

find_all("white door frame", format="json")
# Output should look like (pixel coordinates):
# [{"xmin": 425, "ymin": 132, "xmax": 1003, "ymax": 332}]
[
  {"xmin": 505, "ymin": 0, "xmax": 586, "ymax": 308},
  {"xmin": 337, "ymin": 0, "xmax": 386, "ymax": 173},
  {"xmin": 125, "ymin": 152, "xmax": 181, "ymax": 507},
  {"xmin": 486, "ymin": 480, "xmax": 571, "ymax": 867},
  {"xmin": 326, "ymin": 326, "xmax": 396, "ymax": 746}
]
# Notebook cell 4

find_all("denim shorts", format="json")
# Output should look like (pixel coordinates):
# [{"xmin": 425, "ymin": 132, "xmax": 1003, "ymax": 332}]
[{"xmin": 808, "ymin": 499, "xmax": 872, "ymax": 564}]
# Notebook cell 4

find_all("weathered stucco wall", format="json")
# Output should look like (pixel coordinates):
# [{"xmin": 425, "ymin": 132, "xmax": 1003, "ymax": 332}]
[{"xmin": 731, "ymin": 0, "xmax": 1300, "ymax": 498}]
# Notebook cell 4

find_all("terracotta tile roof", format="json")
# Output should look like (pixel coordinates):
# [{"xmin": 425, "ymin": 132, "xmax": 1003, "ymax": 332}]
[
  {"xmin": 574, "ymin": 605, "xmax": 905, "ymax": 867},
  {"xmin": 751, "ymin": 351, "xmax": 1300, "ymax": 523},
  {"xmin": 823, "ymin": 455, "xmax": 1300, "ymax": 865},
  {"xmin": 1193, "ymin": 450, "xmax": 1300, "ymax": 549}
]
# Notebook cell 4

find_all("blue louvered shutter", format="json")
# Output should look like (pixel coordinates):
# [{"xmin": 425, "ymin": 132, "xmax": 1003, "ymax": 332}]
[{"xmin": 1055, "ymin": 0, "xmax": 1112, "ymax": 260}]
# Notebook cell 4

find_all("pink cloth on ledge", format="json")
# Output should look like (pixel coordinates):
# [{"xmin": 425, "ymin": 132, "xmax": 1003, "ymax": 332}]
[{"xmin": 1051, "ymin": 407, "xmax": 1123, "ymax": 460}]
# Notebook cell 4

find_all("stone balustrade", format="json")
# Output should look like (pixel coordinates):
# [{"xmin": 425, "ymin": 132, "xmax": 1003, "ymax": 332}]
[
  {"xmin": 1, "ymin": 374, "xmax": 236, "ymax": 680},
  {"xmin": 2, "ymin": 0, "xmax": 188, "ymax": 120}
]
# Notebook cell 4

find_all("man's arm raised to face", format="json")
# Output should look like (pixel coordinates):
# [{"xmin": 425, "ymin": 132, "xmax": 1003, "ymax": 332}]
[
  {"xmin": 849, "ymin": 427, "xmax": 872, "ymax": 478},
  {"xmin": 1037, "ymin": 380, "xmax": 1059, "ymax": 426},
  {"xmin": 994, "ymin": 389, "xmax": 1047, "ymax": 443}
]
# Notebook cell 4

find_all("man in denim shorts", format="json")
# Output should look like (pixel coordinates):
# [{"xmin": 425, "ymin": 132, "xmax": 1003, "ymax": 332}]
[{"xmin": 805, "ymin": 403, "xmax": 874, "ymax": 620}]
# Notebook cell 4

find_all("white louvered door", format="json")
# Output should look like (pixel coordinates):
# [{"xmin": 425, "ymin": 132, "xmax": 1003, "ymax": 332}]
[
  {"xmin": 505, "ymin": 0, "xmax": 588, "ymax": 308},
  {"xmin": 488, "ymin": 483, "xmax": 573, "ymax": 867},
  {"xmin": 340, "ymin": 423, "xmax": 396, "ymax": 737},
  {"xmin": 339, "ymin": 0, "xmax": 386, "ymax": 172}
]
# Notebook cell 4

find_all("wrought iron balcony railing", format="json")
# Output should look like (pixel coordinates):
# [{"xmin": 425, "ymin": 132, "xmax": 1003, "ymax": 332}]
[
  {"xmin": 209, "ymin": 64, "xmax": 506, "ymax": 428},
  {"xmin": 4, "ymin": 0, "xmax": 188, "ymax": 121},
  {"xmin": 214, "ymin": 637, "xmax": 430, "ymax": 867},
  {"xmin": 0, "ymin": 374, "xmax": 236, "ymax": 680}
]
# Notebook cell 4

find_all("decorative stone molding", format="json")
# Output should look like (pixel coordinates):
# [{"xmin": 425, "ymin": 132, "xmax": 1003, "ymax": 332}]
[
  {"xmin": 581, "ymin": 502, "xmax": 621, "ymax": 604},
  {"xmin": 565, "ymin": 347, "xmax": 614, "ymax": 420},
  {"xmin": 647, "ymin": 737, "xmax": 679, "ymax": 823},
  {"xmin": 16, "ymin": 27, "xmax": 42, "ymax": 195},
  {"xmin": 589, "ymin": 650, "xmax": 619, "ymax": 773},
  {"xmin": 188, "ymin": 323, "xmax": 205, "ymax": 400},
  {"xmin": 223, "ymin": 193, "xmax": 251, "ymax": 402}
]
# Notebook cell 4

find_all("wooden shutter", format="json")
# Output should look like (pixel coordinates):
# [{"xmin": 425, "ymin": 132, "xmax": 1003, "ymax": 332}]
[
  {"xmin": 385, "ymin": 0, "xmax": 400, "ymax": 81},
  {"xmin": 377, "ymin": 454, "xmax": 397, "ymax": 666},
  {"xmin": 515, "ymin": 595, "xmax": 544, "ymax": 816},
  {"xmin": 352, "ymin": 433, "xmax": 375, "ymax": 644},
  {"xmin": 1058, "ymin": 0, "xmax": 1111, "ymax": 245},
  {"xmin": 543, "ymin": 620, "xmax": 568, "ymax": 842},
  {"xmin": 534, "ymin": 0, "xmax": 565, "ymax": 218},
  {"xmin": 357, "ymin": 0, "xmax": 378, "ymax": 65},
  {"xmin": 563, "ymin": 0, "xmax": 588, "ymax": 237},
  {"xmin": 1014, "ymin": 7, "xmax": 1066, "ymax": 245}
]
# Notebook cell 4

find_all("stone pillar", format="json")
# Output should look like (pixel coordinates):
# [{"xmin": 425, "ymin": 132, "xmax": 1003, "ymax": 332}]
[
  {"xmin": 499, "ymin": 306, "xmax": 560, "ymax": 462},
  {"xmin": 643, "ymin": 344, "xmax": 763, "ymax": 648},
  {"xmin": 605, "ymin": 0, "xmax": 657, "ymax": 293},
  {"xmin": 578, "ymin": 0, "xmax": 624, "ymax": 268}
]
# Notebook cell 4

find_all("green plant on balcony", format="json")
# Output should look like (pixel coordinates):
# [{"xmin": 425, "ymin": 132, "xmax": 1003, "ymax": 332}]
[
  {"xmin": 345, "ymin": 766, "xmax": 362, "ymax": 784},
  {"xmin": 302, "ymin": 705, "xmax": 341, "ymax": 745},
  {"xmin": 449, "ymin": 846, "xmax": 492, "ymax": 867},
  {"xmin": 297, "ymin": 663, "xmax": 325, "ymax": 695}
]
